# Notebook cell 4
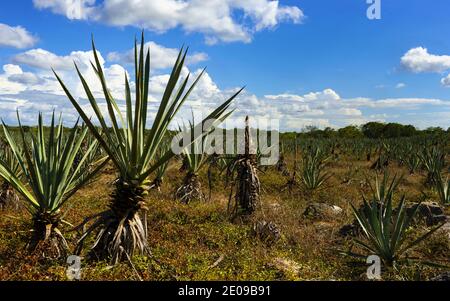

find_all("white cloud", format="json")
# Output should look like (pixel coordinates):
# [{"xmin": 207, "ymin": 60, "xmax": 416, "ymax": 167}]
[
  {"xmin": 396, "ymin": 83, "xmax": 406, "ymax": 89},
  {"xmin": 33, "ymin": 0, "xmax": 97, "ymax": 20},
  {"xmin": 441, "ymin": 74, "xmax": 450, "ymax": 87},
  {"xmin": 32, "ymin": 0, "xmax": 304, "ymax": 44},
  {"xmin": 401, "ymin": 47, "xmax": 450, "ymax": 73},
  {"xmin": 107, "ymin": 41, "xmax": 208, "ymax": 69},
  {"xmin": 0, "ymin": 65, "xmax": 27, "ymax": 94},
  {"xmin": 0, "ymin": 23, "xmax": 38, "ymax": 49},
  {"xmin": 303, "ymin": 89, "xmax": 340, "ymax": 102},
  {"xmin": 3, "ymin": 48, "xmax": 128, "ymax": 101},
  {"xmin": 13, "ymin": 48, "xmax": 100, "ymax": 70},
  {"xmin": 2, "ymin": 45, "xmax": 450, "ymax": 130},
  {"xmin": 264, "ymin": 94, "xmax": 304, "ymax": 102},
  {"xmin": 335, "ymin": 108, "xmax": 362, "ymax": 116},
  {"xmin": 8, "ymin": 71, "xmax": 44, "ymax": 85},
  {"xmin": 363, "ymin": 98, "xmax": 449, "ymax": 108}
]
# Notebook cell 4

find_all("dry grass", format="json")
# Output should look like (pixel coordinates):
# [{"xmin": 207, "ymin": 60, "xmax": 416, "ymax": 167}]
[{"xmin": 0, "ymin": 155, "xmax": 448, "ymax": 281}]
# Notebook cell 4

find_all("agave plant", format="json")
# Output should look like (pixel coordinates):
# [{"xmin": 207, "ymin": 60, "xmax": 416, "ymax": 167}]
[
  {"xmin": 175, "ymin": 119, "xmax": 209, "ymax": 204},
  {"xmin": 0, "ymin": 113, "xmax": 107, "ymax": 257},
  {"xmin": 436, "ymin": 175, "xmax": 450, "ymax": 205},
  {"xmin": 0, "ymin": 142, "xmax": 22, "ymax": 210},
  {"xmin": 404, "ymin": 152, "xmax": 421, "ymax": 175},
  {"xmin": 55, "ymin": 33, "xmax": 241, "ymax": 263},
  {"xmin": 349, "ymin": 172, "xmax": 444, "ymax": 268},
  {"xmin": 419, "ymin": 146, "xmax": 445, "ymax": 188},
  {"xmin": 300, "ymin": 146, "xmax": 331, "ymax": 191}
]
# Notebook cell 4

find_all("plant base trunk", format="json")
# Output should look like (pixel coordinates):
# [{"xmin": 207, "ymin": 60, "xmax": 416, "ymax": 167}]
[
  {"xmin": 77, "ymin": 179, "xmax": 150, "ymax": 265},
  {"xmin": 229, "ymin": 157, "xmax": 260, "ymax": 218},
  {"xmin": 28, "ymin": 211, "xmax": 68, "ymax": 259}
]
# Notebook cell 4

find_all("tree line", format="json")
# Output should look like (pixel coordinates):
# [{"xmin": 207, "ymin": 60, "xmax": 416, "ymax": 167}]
[{"xmin": 281, "ymin": 122, "xmax": 450, "ymax": 139}]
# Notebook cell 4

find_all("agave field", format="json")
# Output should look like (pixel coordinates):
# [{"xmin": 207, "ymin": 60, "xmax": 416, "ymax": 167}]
[{"xmin": 0, "ymin": 36, "xmax": 449, "ymax": 282}]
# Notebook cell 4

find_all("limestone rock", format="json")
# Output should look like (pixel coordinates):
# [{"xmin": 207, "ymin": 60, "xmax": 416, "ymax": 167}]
[
  {"xmin": 406, "ymin": 202, "xmax": 447, "ymax": 226},
  {"xmin": 303, "ymin": 202, "xmax": 343, "ymax": 219}
]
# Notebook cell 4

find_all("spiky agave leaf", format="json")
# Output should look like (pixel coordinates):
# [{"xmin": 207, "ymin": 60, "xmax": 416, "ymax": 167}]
[
  {"xmin": 0, "ymin": 112, "xmax": 108, "ymax": 258},
  {"xmin": 55, "ymin": 33, "xmax": 241, "ymax": 263}
]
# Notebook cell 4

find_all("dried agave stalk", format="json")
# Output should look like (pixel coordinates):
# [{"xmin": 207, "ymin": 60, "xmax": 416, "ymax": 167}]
[{"xmin": 228, "ymin": 116, "xmax": 260, "ymax": 217}]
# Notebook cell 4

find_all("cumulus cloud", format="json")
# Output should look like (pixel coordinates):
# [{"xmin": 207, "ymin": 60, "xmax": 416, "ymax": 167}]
[
  {"xmin": 0, "ymin": 65, "xmax": 28, "ymax": 94},
  {"xmin": 13, "ymin": 48, "xmax": 100, "ymax": 70},
  {"xmin": 264, "ymin": 94, "xmax": 304, "ymax": 102},
  {"xmin": 107, "ymin": 41, "xmax": 208, "ymax": 69},
  {"xmin": 401, "ymin": 47, "xmax": 450, "ymax": 73},
  {"xmin": 0, "ymin": 23, "xmax": 38, "ymax": 49},
  {"xmin": 335, "ymin": 108, "xmax": 362, "ymax": 116},
  {"xmin": 2, "ymin": 45, "xmax": 450, "ymax": 130},
  {"xmin": 33, "ymin": 0, "xmax": 97, "ymax": 20},
  {"xmin": 32, "ymin": 0, "xmax": 304, "ymax": 44},
  {"xmin": 441, "ymin": 74, "xmax": 450, "ymax": 87},
  {"xmin": 8, "ymin": 72, "xmax": 44, "ymax": 85},
  {"xmin": 359, "ymin": 98, "xmax": 450, "ymax": 109},
  {"xmin": 3, "ymin": 48, "xmax": 129, "ymax": 100}
]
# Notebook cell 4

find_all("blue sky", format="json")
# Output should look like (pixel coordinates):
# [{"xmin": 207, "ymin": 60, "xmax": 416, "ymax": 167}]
[{"xmin": 1, "ymin": 0, "xmax": 450, "ymax": 130}]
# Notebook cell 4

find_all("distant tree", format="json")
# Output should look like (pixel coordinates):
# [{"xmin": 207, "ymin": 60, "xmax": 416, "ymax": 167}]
[
  {"xmin": 338, "ymin": 125, "xmax": 363, "ymax": 138},
  {"xmin": 382, "ymin": 123, "xmax": 402, "ymax": 138},
  {"xmin": 424, "ymin": 127, "xmax": 445, "ymax": 136},
  {"xmin": 400, "ymin": 125, "xmax": 417, "ymax": 137},
  {"xmin": 362, "ymin": 122, "xmax": 385, "ymax": 138},
  {"xmin": 303, "ymin": 126, "xmax": 323, "ymax": 138},
  {"xmin": 323, "ymin": 127, "xmax": 336, "ymax": 138},
  {"xmin": 281, "ymin": 132, "xmax": 297, "ymax": 140},
  {"xmin": 304, "ymin": 125, "xmax": 318, "ymax": 133}
]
